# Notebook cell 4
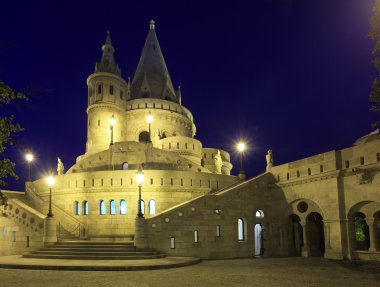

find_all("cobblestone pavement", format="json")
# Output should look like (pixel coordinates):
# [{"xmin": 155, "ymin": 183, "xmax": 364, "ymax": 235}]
[{"xmin": 0, "ymin": 257, "xmax": 379, "ymax": 287}]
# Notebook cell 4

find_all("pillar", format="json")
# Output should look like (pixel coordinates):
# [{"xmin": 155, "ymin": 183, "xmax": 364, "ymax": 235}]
[
  {"xmin": 366, "ymin": 218, "xmax": 377, "ymax": 252},
  {"xmin": 43, "ymin": 217, "xmax": 57, "ymax": 246},
  {"xmin": 134, "ymin": 216, "xmax": 149, "ymax": 249},
  {"xmin": 301, "ymin": 222, "xmax": 310, "ymax": 257}
]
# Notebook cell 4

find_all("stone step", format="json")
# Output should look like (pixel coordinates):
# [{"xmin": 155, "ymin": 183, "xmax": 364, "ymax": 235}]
[
  {"xmin": 22, "ymin": 254, "xmax": 166, "ymax": 260},
  {"xmin": 57, "ymin": 241, "xmax": 134, "ymax": 246},
  {"xmin": 38, "ymin": 247, "xmax": 139, "ymax": 252},
  {"xmin": 29, "ymin": 251, "xmax": 159, "ymax": 256}
]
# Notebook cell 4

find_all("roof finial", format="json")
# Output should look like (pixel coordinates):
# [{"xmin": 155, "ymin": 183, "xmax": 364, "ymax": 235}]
[{"xmin": 150, "ymin": 19, "xmax": 155, "ymax": 30}]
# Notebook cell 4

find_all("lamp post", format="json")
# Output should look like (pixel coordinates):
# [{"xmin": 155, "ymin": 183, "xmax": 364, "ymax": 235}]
[
  {"xmin": 237, "ymin": 142, "xmax": 246, "ymax": 179},
  {"xmin": 136, "ymin": 166, "xmax": 145, "ymax": 217},
  {"xmin": 109, "ymin": 114, "xmax": 116, "ymax": 145},
  {"xmin": 25, "ymin": 153, "xmax": 34, "ymax": 181},
  {"xmin": 46, "ymin": 173, "xmax": 55, "ymax": 217},
  {"xmin": 146, "ymin": 111, "xmax": 153, "ymax": 143}
]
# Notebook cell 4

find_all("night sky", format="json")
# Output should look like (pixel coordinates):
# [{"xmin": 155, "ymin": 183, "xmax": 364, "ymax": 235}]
[{"xmin": 1, "ymin": 0, "xmax": 376, "ymax": 191}]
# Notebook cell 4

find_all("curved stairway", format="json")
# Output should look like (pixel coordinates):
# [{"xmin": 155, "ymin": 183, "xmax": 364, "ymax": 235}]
[{"xmin": 23, "ymin": 240, "xmax": 166, "ymax": 260}]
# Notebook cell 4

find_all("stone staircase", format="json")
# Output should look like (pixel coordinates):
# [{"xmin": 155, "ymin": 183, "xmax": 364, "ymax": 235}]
[{"xmin": 23, "ymin": 240, "xmax": 166, "ymax": 260}]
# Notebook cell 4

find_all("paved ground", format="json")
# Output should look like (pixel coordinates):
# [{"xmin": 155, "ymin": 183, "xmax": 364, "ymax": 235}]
[{"xmin": 0, "ymin": 257, "xmax": 379, "ymax": 287}]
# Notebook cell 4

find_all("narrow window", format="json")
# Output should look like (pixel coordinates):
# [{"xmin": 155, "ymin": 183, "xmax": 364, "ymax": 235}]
[
  {"xmin": 181, "ymin": 178, "xmax": 183, "ymax": 186},
  {"xmin": 75, "ymin": 180, "xmax": 78, "ymax": 188},
  {"xmin": 161, "ymin": 178, "xmax": 163, "ymax": 185},
  {"xmin": 101, "ymin": 179, "xmax": 103, "ymax": 186},
  {"xmin": 360, "ymin": 157, "xmax": 364, "ymax": 165},
  {"xmin": 150, "ymin": 178, "xmax": 153, "ymax": 185},
  {"xmin": 193, "ymin": 144, "xmax": 195, "ymax": 150},
  {"xmin": 120, "ymin": 178, "xmax": 123, "ymax": 185},
  {"xmin": 297, "ymin": 170, "xmax": 300, "ymax": 178},
  {"xmin": 130, "ymin": 178, "xmax": 133, "ymax": 185},
  {"xmin": 185, "ymin": 143, "xmax": 188, "ymax": 149},
  {"xmin": 190, "ymin": 179, "xmax": 193, "ymax": 186},
  {"xmin": 320, "ymin": 165, "xmax": 324, "ymax": 173},
  {"xmin": 92, "ymin": 179, "xmax": 94, "ymax": 186},
  {"xmin": 238, "ymin": 218, "xmax": 246, "ymax": 241},
  {"xmin": 109, "ymin": 85, "xmax": 114, "ymax": 95},
  {"xmin": 100, "ymin": 200, "xmax": 106, "ymax": 215},
  {"xmin": 212, "ymin": 154, "xmax": 214, "ymax": 159},
  {"xmin": 287, "ymin": 173, "xmax": 290, "ymax": 180},
  {"xmin": 97, "ymin": 84, "xmax": 102, "ymax": 94},
  {"xmin": 83, "ymin": 201, "xmax": 88, "ymax": 215},
  {"xmin": 307, "ymin": 168, "xmax": 311, "ymax": 175},
  {"xmin": 26, "ymin": 236, "xmax": 30, "ymax": 248},
  {"xmin": 139, "ymin": 199, "xmax": 145, "ymax": 215},
  {"xmin": 200, "ymin": 179, "xmax": 202, "ymax": 187},
  {"xmin": 171, "ymin": 178, "xmax": 173, "ymax": 186},
  {"xmin": 110, "ymin": 200, "xmax": 116, "ymax": 215},
  {"xmin": 377, "ymin": 153, "xmax": 380, "ymax": 162},
  {"xmin": 169, "ymin": 143, "xmax": 171, "ymax": 149},
  {"xmin": 74, "ymin": 201, "xmax": 80, "ymax": 215},
  {"xmin": 345, "ymin": 160, "xmax": 350, "ymax": 168},
  {"xmin": 208, "ymin": 180, "xmax": 211, "ymax": 188},
  {"xmin": 204, "ymin": 153, "xmax": 206, "ymax": 158},
  {"xmin": 98, "ymin": 120, "xmax": 100, "ymax": 126},
  {"xmin": 194, "ymin": 230, "xmax": 199, "ymax": 243},
  {"xmin": 170, "ymin": 237, "xmax": 175, "ymax": 249},
  {"xmin": 216, "ymin": 225, "xmax": 221, "ymax": 237},
  {"xmin": 177, "ymin": 142, "xmax": 179, "ymax": 149},
  {"xmin": 110, "ymin": 178, "xmax": 113, "ymax": 186},
  {"xmin": 216, "ymin": 181, "xmax": 219, "ymax": 189},
  {"xmin": 120, "ymin": 200, "xmax": 127, "ymax": 215},
  {"xmin": 12, "ymin": 231, "xmax": 16, "ymax": 242},
  {"xmin": 148, "ymin": 199, "xmax": 156, "ymax": 215},
  {"xmin": 83, "ymin": 180, "xmax": 86, "ymax": 187}
]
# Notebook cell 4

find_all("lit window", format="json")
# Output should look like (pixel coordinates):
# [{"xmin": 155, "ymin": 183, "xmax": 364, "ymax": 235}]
[
  {"xmin": 238, "ymin": 218, "xmax": 246, "ymax": 241},
  {"xmin": 100, "ymin": 200, "xmax": 106, "ymax": 215},
  {"xmin": 139, "ymin": 199, "xmax": 145, "ymax": 215},
  {"xmin": 83, "ymin": 201, "xmax": 88, "ymax": 215},
  {"xmin": 194, "ymin": 230, "xmax": 199, "ymax": 243},
  {"xmin": 170, "ymin": 237, "xmax": 175, "ymax": 249},
  {"xmin": 148, "ymin": 199, "xmax": 156, "ymax": 215},
  {"xmin": 74, "ymin": 201, "xmax": 80, "ymax": 215},
  {"xmin": 256, "ymin": 210, "xmax": 264, "ymax": 218},
  {"xmin": 216, "ymin": 225, "xmax": 221, "ymax": 237},
  {"xmin": 120, "ymin": 200, "xmax": 127, "ymax": 215},
  {"xmin": 110, "ymin": 200, "xmax": 116, "ymax": 215},
  {"xmin": 122, "ymin": 162, "xmax": 129, "ymax": 170}
]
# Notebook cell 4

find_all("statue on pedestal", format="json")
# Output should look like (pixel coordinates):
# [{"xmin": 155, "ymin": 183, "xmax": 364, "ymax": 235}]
[
  {"xmin": 266, "ymin": 150, "xmax": 274, "ymax": 171},
  {"xmin": 57, "ymin": 157, "xmax": 64, "ymax": 175}
]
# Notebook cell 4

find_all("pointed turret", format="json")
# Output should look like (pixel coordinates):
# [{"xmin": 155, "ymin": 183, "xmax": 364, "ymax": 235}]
[
  {"xmin": 95, "ymin": 31, "xmax": 121, "ymax": 76},
  {"xmin": 130, "ymin": 20, "xmax": 178, "ymax": 103}
]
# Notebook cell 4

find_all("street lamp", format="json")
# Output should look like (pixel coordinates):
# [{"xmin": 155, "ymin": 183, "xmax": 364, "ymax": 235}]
[
  {"xmin": 25, "ymin": 153, "xmax": 34, "ymax": 181},
  {"xmin": 237, "ymin": 142, "xmax": 246, "ymax": 179},
  {"xmin": 109, "ymin": 114, "xmax": 116, "ymax": 145},
  {"xmin": 46, "ymin": 173, "xmax": 55, "ymax": 217},
  {"xmin": 146, "ymin": 111, "xmax": 153, "ymax": 143},
  {"xmin": 136, "ymin": 165, "xmax": 145, "ymax": 217}
]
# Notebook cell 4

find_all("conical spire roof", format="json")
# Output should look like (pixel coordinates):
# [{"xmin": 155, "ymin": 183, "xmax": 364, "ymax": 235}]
[
  {"xmin": 131, "ymin": 20, "xmax": 178, "ymax": 103},
  {"xmin": 94, "ymin": 31, "xmax": 121, "ymax": 76}
]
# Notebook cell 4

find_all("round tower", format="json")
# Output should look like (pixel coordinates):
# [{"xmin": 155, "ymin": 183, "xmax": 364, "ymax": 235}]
[{"xmin": 86, "ymin": 31, "xmax": 128, "ymax": 155}]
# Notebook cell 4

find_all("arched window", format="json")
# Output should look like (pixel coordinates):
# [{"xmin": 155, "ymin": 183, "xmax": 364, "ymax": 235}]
[
  {"xmin": 122, "ymin": 162, "xmax": 129, "ymax": 170},
  {"xmin": 139, "ymin": 131, "xmax": 150, "ymax": 143},
  {"xmin": 110, "ymin": 200, "xmax": 116, "ymax": 215},
  {"xmin": 83, "ymin": 201, "xmax": 88, "ymax": 215},
  {"xmin": 148, "ymin": 199, "xmax": 156, "ymax": 215},
  {"xmin": 139, "ymin": 199, "xmax": 145, "ymax": 215},
  {"xmin": 256, "ymin": 210, "xmax": 264, "ymax": 218},
  {"xmin": 120, "ymin": 200, "xmax": 127, "ymax": 215},
  {"xmin": 100, "ymin": 200, "xmax": 106, "ymax": 215},
  {"xmin": 238, "ymin": 218, "xmax": 246, "ymax": 241},
  {"xmin": 74, "ymin": 201, "xmax": 80, "ymax": 215}
]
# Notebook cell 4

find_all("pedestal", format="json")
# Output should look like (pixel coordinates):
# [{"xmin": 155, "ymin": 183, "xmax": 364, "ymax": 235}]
[
  {"xmin": 43, "ymin": 217, "xmax": 57, "ymax": 246},
  {"xmin": 134, "ymin": 216, "xmax": 149, "ymax": 249}
]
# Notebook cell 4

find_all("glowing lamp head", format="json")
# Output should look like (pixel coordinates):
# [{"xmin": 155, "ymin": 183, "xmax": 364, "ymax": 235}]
[
  {"xmin": 46, "ymin": 176, "xmax": 55, "ymax": 187},
  {"xmin": 136, "ymin": 166, "xmax": 145, "ymax": 185},
  {"xmin": 109, "ymin": 115, "xmax": 116, "ymax": 127},
  {"xmin": 25, "ymin": 153, "xmax": 34, "ymax": 163},
  {"xmin": 146, "ymin": 112, "xmax": 153, "ymax": 124},
  {"xmin": 237, "ymin": 142, "xmax": 246, "ymax": 153}
]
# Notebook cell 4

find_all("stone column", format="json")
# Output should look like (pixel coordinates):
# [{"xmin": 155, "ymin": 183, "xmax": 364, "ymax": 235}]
[
  {"xmin": 43, "ymin": 217, "xmax": 57, "ymax": 246},
  {"xmin": 301, "ymin": 222, "xmax": 310, "ymax": 257},
  {"xmin": 134, "ymin": 216, "xmax": 149, "ymax": 249},
  {"xmin": 366, "ymin": 218, "xmax": 377, "ymax": 252}
]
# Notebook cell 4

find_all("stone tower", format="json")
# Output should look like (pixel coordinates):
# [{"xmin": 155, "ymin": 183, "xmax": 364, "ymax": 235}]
[{"xmin": 86, "ymin": 31, "xmax": 128, "ymax": 155}]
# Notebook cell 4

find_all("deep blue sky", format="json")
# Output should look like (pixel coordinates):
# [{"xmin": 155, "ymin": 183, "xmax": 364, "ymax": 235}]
[{"xmin": 1, "ymin": 0, "xmax": 376, "ymax": 190}]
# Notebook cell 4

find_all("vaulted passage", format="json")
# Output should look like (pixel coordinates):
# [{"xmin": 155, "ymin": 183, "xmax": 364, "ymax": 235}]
[{"xmin": 306, "ymin": 212, "xmax": 325, "ymax": 257}]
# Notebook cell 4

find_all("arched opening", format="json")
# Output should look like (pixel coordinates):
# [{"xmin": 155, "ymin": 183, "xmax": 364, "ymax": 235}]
[
  {"xmin": 289, "ymin": 214, "xmax": 302, "ymax": 256},
  {"xmin": 110, "ymin": 200, "xmax": 116, "ymax": 215},
  {"xmin": 122, "ymin": 162, "xmax": 129, "ymax": 170},
  {"xmin": 74, "ymin": 201, "xmax": 80, "ymax": 215},
  {"xmin": 237, "ymin": 218, "xmax": 246, "ymax": 241},
  {"xmin": 138, "ymin": 199, "xmax": 145, "ymax": 215},
  {"xmin": 256, "ymin": 210, "xmax": 264, "ymax": 218},
  {"xmin": 306, "ymin": 212, "xmax": 325, "ymax": 256},
  {"xmin": 100, "ymin": 200, "xmax": 106, "ymax": 215},
  {"xmin": 148, "ymin": 199, "xmax": 156, "ymax": 215},
  {"xmin": 83, "ymin": 201, "xmax": 88, "ymax": 215},
  {"xmin": 254, "ymin": 224, "xmax": 263, "ymax": 256},
  {"xmin": 139, "ymin": 131, "xmax": 150, "ymax": 143},
  {"xmin": 375, "ymin": 211, "xmax": 380, "ymax": 250},
  {"xmin": 120, "ymin": 200, "xmax": 126, "ymax": 215},
  {"xmin": 354, "ymin": 212, "xmax": 370, "ymax": 250}
]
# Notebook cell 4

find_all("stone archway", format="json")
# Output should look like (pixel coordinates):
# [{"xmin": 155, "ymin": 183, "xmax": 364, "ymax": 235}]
[
  {"xmin": 306, "ymin": 212, "xmax": 325, "ymax": 256},
  {"xmin": 138, "ymin": 131, "xmax": 150, "ymax": 143}
]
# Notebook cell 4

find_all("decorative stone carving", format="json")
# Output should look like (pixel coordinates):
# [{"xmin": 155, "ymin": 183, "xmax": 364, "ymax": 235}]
[
  {"xmin": 352, "ymin": 168, "xmax": 372, "ymax": 184},
  {"xmin": 266, "ymin": 149, "xmax": 274, "ymax": 171},
  {"xmin": 57, "ymin": 157, "xmax": 64, "ymax": 175}
]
